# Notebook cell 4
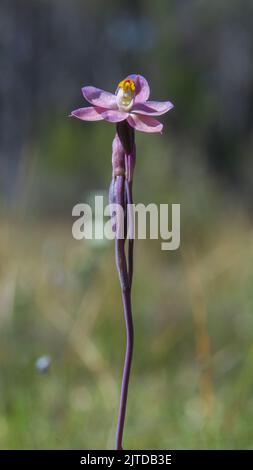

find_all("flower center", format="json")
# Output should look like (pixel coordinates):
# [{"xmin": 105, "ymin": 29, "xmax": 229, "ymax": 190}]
[{"xmin": 116, "ymin": 79, "xmax": 136, "ymax": 112}]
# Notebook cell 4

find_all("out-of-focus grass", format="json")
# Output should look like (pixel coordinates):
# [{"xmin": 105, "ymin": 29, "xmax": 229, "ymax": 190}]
[{"xmin": 1, "ymin": 210, "xmax": 253, "ymax": 449}]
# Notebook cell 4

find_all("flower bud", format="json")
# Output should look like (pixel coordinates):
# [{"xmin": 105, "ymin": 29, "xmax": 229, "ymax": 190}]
[{"xmin": 112, "ymin": 134, "xmax": 125, "ymax": 177}]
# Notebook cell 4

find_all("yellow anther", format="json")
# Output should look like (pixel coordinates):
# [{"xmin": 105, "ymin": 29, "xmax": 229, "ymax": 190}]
[{"xmin": 118, "ymin": 79, "xmax": 136, "ymax": 92}]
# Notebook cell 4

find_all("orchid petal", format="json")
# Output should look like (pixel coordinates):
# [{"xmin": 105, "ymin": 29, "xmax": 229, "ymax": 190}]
[
  {"xmin": 82, "ymin": 86, "xmax": 117, "ymax": 109},
  {"xmin": 132, "ymin": 100, "xmax": 174, "ymax": 116},
  {"xmin": 125, "ymin": 74, "xmax": 150, "ymax": 104},
  {"xmin": 98, "ymin": 109, "xmax": 128, "ymax": 123},
  {"xmin": 127, "ymin": 114, "xmax": 163, "ymax": 133},
  {"xmin": 70, "ymin": 107, "xmax": 104, "ymax": 121}
]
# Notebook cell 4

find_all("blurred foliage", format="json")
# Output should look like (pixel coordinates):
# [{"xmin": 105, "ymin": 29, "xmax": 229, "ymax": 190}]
[
  {"xmin": 0, "ymin": 0, "xmax": 253, "ymax": 450},
  {"xmin": 1, "ymin": 214, "xmax": 253, "ymax": 449}
]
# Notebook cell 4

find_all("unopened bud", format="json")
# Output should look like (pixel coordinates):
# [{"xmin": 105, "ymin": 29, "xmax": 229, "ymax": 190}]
[{"xmin": 112, "ymin": 134, "xmax": 125, "ymax": 177}]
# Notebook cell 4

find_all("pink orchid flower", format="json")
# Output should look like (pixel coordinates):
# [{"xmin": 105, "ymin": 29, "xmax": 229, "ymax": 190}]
[
  {"xmin": 70, "ymin": 74, "xmax": 174, "ymax": 133},
  {"xmin": 71, "ymin": 74, "xmax": 174, "ymax": 450}
]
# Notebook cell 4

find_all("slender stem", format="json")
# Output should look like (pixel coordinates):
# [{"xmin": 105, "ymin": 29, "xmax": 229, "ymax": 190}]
[
  {"xmin": 115, "ymin": 240, "xmax": 134, "ymax": 450},
  {"xmin": 114, "ymin": 174, "xmax": 134, "ymax": 450},
  {"xmin": 125, "ymin": 180, "xmax": 134, "ymax": 290},
  {"xmin": 113, "ymin": 125, "xmax": 136, "ymax": 450}
]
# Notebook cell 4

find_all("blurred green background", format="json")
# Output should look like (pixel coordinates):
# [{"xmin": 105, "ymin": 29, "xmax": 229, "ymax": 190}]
[{"xmin": 1, "ymin": 0, "xmax": 253, "ymax": 449}]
